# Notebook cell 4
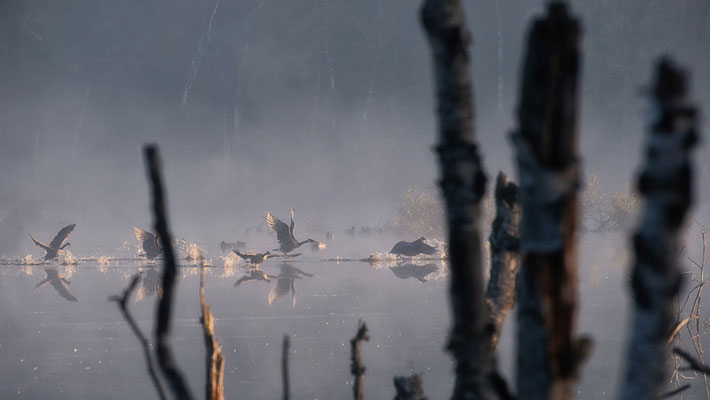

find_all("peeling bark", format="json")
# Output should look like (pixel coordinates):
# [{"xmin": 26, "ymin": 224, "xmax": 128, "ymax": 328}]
[
  {"xmin": 511, "ymin": 3, "xmax": 587, "ymax": 399},
  {"xmin": 144, "ymin": 145, "xmax": 195, "ymax": 400},
  {"xmin": 350, "ymin": 321, "xmax": 369, "ymax": 400},
  {"xmin": 620, "ymin": 58, "xmax": 699, "ymax": 400},
  {"xmin": 420, "ymin": 0, "xmax": 490, "ymax": 398},
  {"xmin": 485, "ymin": 172, "xmax": 520, "ymax": 349},
  {"xmin": 200, "ymin": 266, "xmax": 225, "ymax": 400}
]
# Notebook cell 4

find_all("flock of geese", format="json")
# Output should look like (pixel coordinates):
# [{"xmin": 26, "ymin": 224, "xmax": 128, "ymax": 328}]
[{"xmin": 27, "ymin": 209, "xmax": 441, "ymax": 303}]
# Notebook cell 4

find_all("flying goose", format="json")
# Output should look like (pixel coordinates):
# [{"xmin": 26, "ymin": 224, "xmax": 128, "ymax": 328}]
[
  {"xmin": 134, "ymin": 227, "xmax": 162, "ymax": 260},
  {"xmin": 266, "ymin": 208, "xmax": 324, "ymax": 254},
  {"xmin": 233, "ymin": 250, "xmax": 281, "ymax": 266},
  {"xmin": 30, "ymin": 224, "xmax": 76, "ymax": 261}
]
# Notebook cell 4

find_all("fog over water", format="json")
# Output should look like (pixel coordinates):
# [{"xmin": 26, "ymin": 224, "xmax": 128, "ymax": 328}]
[{"xmin": 1, "ymin": 1, "xmax": 709, "ymax": 399}]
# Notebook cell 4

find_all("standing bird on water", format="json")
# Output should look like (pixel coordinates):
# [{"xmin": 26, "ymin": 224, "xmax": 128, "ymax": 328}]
[
  {"xmin": 29, "ymin": 224, "xmax": 76, "ymax": 261},
  {"xmin": 389, "ymin": 237, "xmax": 438, "ymax": 257},
  {"xmin": 266, "ymin": 208, "xmax": 325, "ymax": 255},
  {"xmin": 233, "ymin": 250, "xmax": 281, "ymax": 266},
  {"xmin": 133, "ymin": 227, "xmax": 163, "ymax": 260}
]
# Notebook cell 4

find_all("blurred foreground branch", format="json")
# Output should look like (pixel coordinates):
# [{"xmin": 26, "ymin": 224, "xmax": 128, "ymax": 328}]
[
  {"xmin": 350, "ymin": 321, "xmax": 369, "ymax": 400},
  {"xmin": 200, "ymin": 266, "xmax": 225, "ymax": 400},
  {"xmin": 145, "ymin": 145, "xmax": 195, "ymax": 400},
  {"xmin": 621, "ymin": 58, "xmax": 699, "ymax": 399}
]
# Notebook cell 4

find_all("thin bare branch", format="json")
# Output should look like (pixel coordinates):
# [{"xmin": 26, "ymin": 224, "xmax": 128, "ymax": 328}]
[
  {"xmin": 350, "ymin": 320, "xmax": 369, "ymax": 400},
  {"xmin": 110, "ymin": 273, "xmax": 168, "ymax": 400},
  {"xmin": 282, "ymin": 335, "xmax": 290, "ymax": 400}
]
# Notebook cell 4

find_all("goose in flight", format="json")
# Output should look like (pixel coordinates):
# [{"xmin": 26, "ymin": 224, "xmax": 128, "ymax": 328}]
[
  {"xmin": 34, "ymin": 267, "xmax": 77, "ymax": 302},
  {"xmin": 389, "ymin": 237, "xmax": 438, "ymax": 257},
  {"xmin": 134, "ymin": 227, "xmax": 163, "ymax": 260},
  {"xmin": 233, "ymin": 250, "xmax": 281, "ymax": 266},
  {"xmin": 266, "ymin": 208, "xmax": 325, "ymax": 254},
  {"xmin": 30, "ymin": 224, "xmax": 76, "ymax": 261}
]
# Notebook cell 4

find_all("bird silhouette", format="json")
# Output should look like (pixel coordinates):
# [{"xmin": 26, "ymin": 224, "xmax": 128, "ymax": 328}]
[
  {"xmin": 266, "ymin": 208, "xmax": 323, "ymax": 254},
  {"xmin": 389, "ymin": 237, "xmax": 438, "ymax": 257},
  {"xmin": 233, "ymin": 250, "xmax": 281, "ymax": 266},
  {"xmin": 34, "ymin": 267, "xmax": 77, "ymax": 302},
  {"xmin": 29, "ymin": 224, "xmax": 76, "ymax": 261},
  {"xmin": 133, "ymin": 227, "xmax": 162, "ymax": 260}
]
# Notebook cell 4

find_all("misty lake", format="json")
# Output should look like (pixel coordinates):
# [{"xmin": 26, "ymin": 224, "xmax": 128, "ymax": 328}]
[{"xmin": 0, "ymin": 233, "xmax": 701, "ymax": 399}]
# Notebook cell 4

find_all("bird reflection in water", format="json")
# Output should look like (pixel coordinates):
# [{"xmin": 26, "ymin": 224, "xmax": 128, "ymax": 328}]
[
  {"xmin": 234, "ymin": 267, "xmax": 274, "ymax": 287},
  {"xmin": 267, "ymin": 264, "xmax": 313, "ymax": 307},
  {"xmin": 389, "ymin": 263, "xmax": 438, "ymax": 283},
  {"xmin": 134, "ymin": 267, "xmax": 162, "ymax": 302},
  {"xmin": 33, "ymin": 267, "xmax": 77, "ymax": 302}
]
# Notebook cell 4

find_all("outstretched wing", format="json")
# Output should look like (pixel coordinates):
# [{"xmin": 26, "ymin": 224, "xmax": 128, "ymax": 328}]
[
  {"xmin": 134, "ymin": 226, "xmax": 154, "ymax": 244},
  {"xmin": 266, "ymin": 212, "xmax": 292, "ymax": 247},
  {"xmin": 415, "ymin": 241, "xmax": 438, "ymax": 256},
  {"xmin": 29, "ymin": 234, "xmax": 52, "ymax": 251},
  {"xmin": 50, "ymin": 224, "xmax": 75, "ymax": 249},
  {"xmin": 289, "ymin": 208, "xmax": 296, "ymax": 238}
]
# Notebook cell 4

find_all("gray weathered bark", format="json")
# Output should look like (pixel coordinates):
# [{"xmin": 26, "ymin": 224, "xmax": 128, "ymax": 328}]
[
  {"xmin": 511, "ymin": 3, "xmax": 587, "ymax": 399},
  {"xmin": 485, "ymin": 172, "xmax": 520, "ymax": 350},
  {"xmin": 282, "ymin": 335, "xmax": 290, "ymax": 400},
  {"xmin": 145, "ymin": 145, "xmax": 195, "ymax": 400},
  {"xmin": 420, "ymin": 0, "xmax": 490, "ymax": 398},
  {"xmin": 620, "ymin": 58, "xmax": 699, "ymax": 400}
]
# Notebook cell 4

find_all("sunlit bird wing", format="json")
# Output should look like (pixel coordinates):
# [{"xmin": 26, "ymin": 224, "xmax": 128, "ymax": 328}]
[
  {"xmin": 49, "ymin": 224, "xmax": 76, "ymax": 250},
  {"xmin": 134, "ymin": 226, "xmax": 154, "ymax": 243},
  {"xmin": 29, "ymin": 234, "xmax": 52, "ymax": 251},
  {"xmin": 266, "ymin": 212, "xmax": 293, "ymax": 247}
]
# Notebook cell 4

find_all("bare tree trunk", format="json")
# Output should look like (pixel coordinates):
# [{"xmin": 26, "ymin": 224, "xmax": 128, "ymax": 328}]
[
  {"xmin": 486, "ymin": 172, "xmax": 520, "ymax": 350},
  {"xmin": 511, "ymin": 3, "xmax": 586, "ymax": 399},
  {"xmin": 620, "ymin": 58, "xmax": 699, "ymax": 400},
  {"xmin": 144, "ymin": 145, "xmax": 195, "ymax": 400},
  {"xmin": 350, "ymin": 321, "xmax": 369, "ymax": 400},
  {"xmin": 420, "ymin": 1, "xmax": 490, "ymax": 398},
  {"xmin": 200, "ymin": 266, "xmax": 225, "ymax": 400}
]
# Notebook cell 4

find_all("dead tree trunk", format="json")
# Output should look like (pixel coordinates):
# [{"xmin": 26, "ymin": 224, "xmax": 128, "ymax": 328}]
[
  {"xmin": 511, "ymin": 3, "xmax": 586, "ymax": 399},
  {"xmin": 200, "ymin": 266, "xmax": 225, "ymax": 400},
  {"xmin": 620, "ymin": 58, "xmax": 699, "ymax": 400},
  {"xmin": 420, "ymin": 1, "xmax": 490, "ymax": 398},
  {"xmin": 485, "ymin": 172, "xmax": 520, "ymax": 350},
  {"xmin": 145, "ymin": 145, "xmax": 195, "ymax": 400}
]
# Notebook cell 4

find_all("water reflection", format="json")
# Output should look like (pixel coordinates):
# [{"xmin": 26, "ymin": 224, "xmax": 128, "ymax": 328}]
[
  {"xmin": 389, "ymin": 262, "xmax": 438, "ymax": 283},
  {"xmin": 267, "ymin": 264, "xmax": 313, "ymax": 307},
  {"xmin": 233, "ymin": 267, "xmax": 273, "ymax": 287},
  {"xmin": 33, "ymin": 267, "xmax": 77, "ymax": 302},
  {"xmin": 134, "ymin": 267, "xmax": 162, "ymax": 302}
]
